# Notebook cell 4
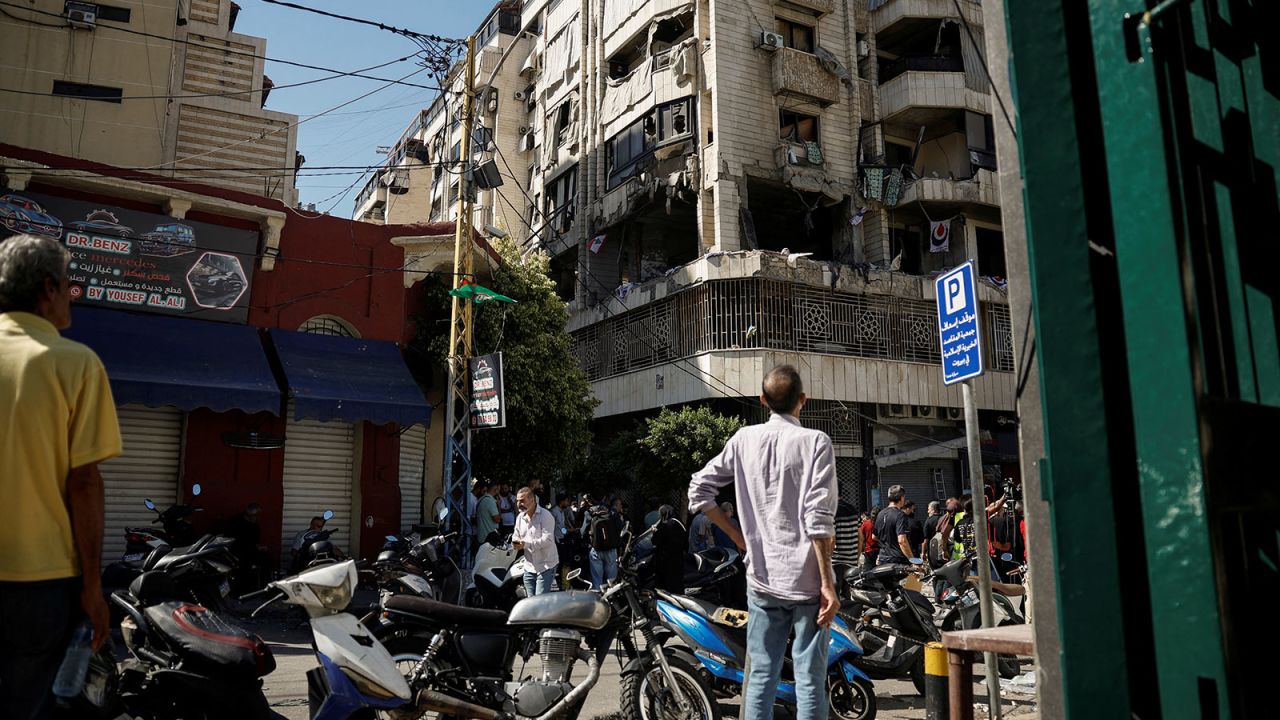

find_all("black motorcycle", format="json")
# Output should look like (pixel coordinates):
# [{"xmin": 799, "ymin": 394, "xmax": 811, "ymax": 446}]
[
  {"xmin": 373, "ymin": 528, "xmax": 463, "ymax": 605},
  {"xmin": 933, "ymin": 552, "xmax": 1025, "ymax": 679},
  {"xmin": 840, "ymin": 559, "xmax": 938, "ymax": 695},
  {"xmin": 69, "ymin": 570, "xmax": 283, "ymax": 719},
  {"xmin": 370, "ymin": 521, "xmax": 720, "ymax": 720},
  {"xmin": 291, "ymin": 510, "xmax": 342, "ymax": 574},
  {"xmin": 104, "ymin": 485, "xmax": 207, "ymax": 600}
]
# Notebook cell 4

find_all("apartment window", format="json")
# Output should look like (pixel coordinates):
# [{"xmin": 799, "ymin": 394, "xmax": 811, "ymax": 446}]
[
  {"xmin": 606, "ymin": 121, "xmax": 652, "ymax": 189},
  {"xmin": 885, "ymin": 140, "xmax": 913, "ymax": 169},
  {"xmin": 450, "ymin": 140, "xmax": 461, "ymax": 163},
  {"xmin": 779, "ymin": 110, "xmax": 819, "ymax": 142},
  {"xmin": 93, "ymin": 3, "xmax": 131, "ymax": 22},
  {"xmin": 544, "ymin": 166, "xmax": 578, "ymax": 230},
  {"xmin": 51, "ymin": 80, "xmax": 122, "ymax": 103},
  {"xmin": 553, "ymin": 101, "xmax": 573, "ymax": 147},
  {"xmin": 658, "ymin": 98, "xmax": 692, "ymax": 140},
  {"xmin": 449, "ymin": 181, "xmax": 460, "ymax": 204},
  {"xmin": 965, "ymin": 111, "xmax": 998, "ymax": 171},
  {"xmin": 776, "ymin": 18, "xmax": 815, "ymax": 53}
]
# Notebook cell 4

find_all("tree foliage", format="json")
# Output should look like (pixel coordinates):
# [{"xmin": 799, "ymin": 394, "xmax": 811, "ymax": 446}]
[
  {"xmin": 578, "ymin": 406, "xmax": 743, "ymax": 497},
  {"xmin": 409, "ymin": 239, "xmax": 598, "ymax": 487}
]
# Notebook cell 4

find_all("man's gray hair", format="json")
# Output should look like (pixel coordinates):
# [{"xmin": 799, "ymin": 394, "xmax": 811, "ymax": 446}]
[
  {"xmin": 928, "ymin": 500, "xmax": 941, "ymax": 513},
  {"xmin": 0, "ymin": 234, "xmax": 69, "ymax": 313},
  {"xmin": 886, "ymin": 484, "xmax": 906, "ymax": 503}
]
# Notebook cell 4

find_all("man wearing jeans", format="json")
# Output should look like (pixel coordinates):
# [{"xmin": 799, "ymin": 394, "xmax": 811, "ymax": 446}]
[
  {"xmin": 689, "ymin": 364, "xmax": 838, "ymax": 720},
  {"xmin": 512, "ymin": 487, "xmax": 557, "ymax": 595}
]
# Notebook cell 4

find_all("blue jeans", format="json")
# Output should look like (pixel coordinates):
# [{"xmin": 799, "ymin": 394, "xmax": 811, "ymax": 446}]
[
  {"xmin": 743, "ymin": 588, "xmax": 829, "ymax": 720},
  {"xmin": 523, "ymin": 567, "xmax": 557, "ymax": 596},
  {"xmin": 589, "ymin": 548, "xmax": 617, "ymax": 589}
]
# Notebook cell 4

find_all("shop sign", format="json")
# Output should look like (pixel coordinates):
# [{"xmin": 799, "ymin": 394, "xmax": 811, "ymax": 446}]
[
  {"xmin": 468, "ymin": 352, "xmax": 506, "ymax": 429},
  {"xmin": 1, "ymin": 190, "xmax": 259, "ymax": 322}
]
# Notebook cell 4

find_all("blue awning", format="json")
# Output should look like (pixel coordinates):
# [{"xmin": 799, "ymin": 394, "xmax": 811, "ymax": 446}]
[
  {"xmin": 63, "ymin": 306, "xmax": 281, "ymax": 414},
  {"xmin": 267, "ymin": 329, "xmax": 430, "ymax": 427}
]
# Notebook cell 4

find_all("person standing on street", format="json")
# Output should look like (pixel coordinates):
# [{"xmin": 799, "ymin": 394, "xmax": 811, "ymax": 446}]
[
  {"xmin": 1, "ymin": 234, "xmax": 122, "ymax": 720},
  {"xmin": 688, "ymin": 509, "xmax": 714, "ymax": 552},
  {"xmin": 874, "ymin": 486, "xmax": 913, "ymax": 565},
  {"xmin": 860, "ymin": 507, "xmax": 881, "ymax": 567},
  {"xmin": 474, "ymin": 481, "xmax": 501, "ymax": 546},
  {"xmin": 903, "ymin": 500, "xmax": 924, "ymax": 559},
  {"xmin": 224, "ymin": 503, "xmax": 269, "ymax": 593},
  {"xmin": 587, "ymin": 498, "xmax": 623, "ymax": 589},
  {"xmin": 689, "ymin": 364, "xmax": 838, "ymax": 720},
  {"xmin": 512, "ymin": 487, "xmax": 557, "ymax": 596},
  {"xmin": 497, "ymin": 483, "xmax": 517, "ymax": 536},
  {"xmin": 922, "ymin": 500, "xmax": 943, "ymax": 557}
]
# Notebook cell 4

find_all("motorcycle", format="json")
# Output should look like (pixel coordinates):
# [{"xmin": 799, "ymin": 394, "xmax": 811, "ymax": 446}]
[
  {"xmin": 840, "ymin": 559, "xmax": 937, "ymax": 695},
  {"xmin": 369, "ymin": 519, "xmax": 721, "ymax": 720},
  {"xmin": 69, "ymin": 569, "xmax": 282, "ymax": 719},
  {"xmin": 374, "ymin": 528, "xmax": 464, "ymax": 605},
  {"xmin": 291, "ymin": 509, "xmax": 343, "ymax": 574},
  {"xmin": 467, "ymin": 534, "xmax": 528, "ymax": 610},
  {"xmin": 653, "ymin": 579, "xmax": 877, "ymax": 720},
  {"xmin": 933, "ymin": 552, "xmax": 1026, "ymax": 679},
  {"xmin": 104, "ymin": 484, "xmax": 206, "ymax": 588}
]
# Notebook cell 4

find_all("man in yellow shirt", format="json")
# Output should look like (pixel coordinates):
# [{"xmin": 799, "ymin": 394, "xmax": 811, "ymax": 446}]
[{"xmin": 0, "ymin": 234, "xmax": 121, "ymax": 719}]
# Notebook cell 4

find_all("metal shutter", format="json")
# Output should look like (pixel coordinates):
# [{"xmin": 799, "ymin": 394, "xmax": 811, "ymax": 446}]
[
  {"xmin": 281, "ymin": 403, "xmax": 355, "ymax": 567},
  {"xmin": 878, "ymin": 460, "xmax": 955, "ymax": 509},
  {"xmin": 836, "ymin": 456, "xmax": 864, "ymax": 512},
  {"xmin": 399, "ymin": 424, "xmax": 427, "ymax": 532},
  {"xmin": 99, "ymin": 405, "xmax": 184, "ymax": 560}
]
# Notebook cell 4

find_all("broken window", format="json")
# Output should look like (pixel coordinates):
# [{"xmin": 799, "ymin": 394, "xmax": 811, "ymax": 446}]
[
  {"xmin": 976, "ymin": 227, "xmax": 1006, "ymax": 277},
  {"xmin": 605, "ymin": 98, "xmax": 696, "ymax": 190},
  {"xmin": 884, "ymin": 140, "xmax": 914, "ymax": 170},
  {"xmin": 545, "ymin": 166, "xmax": 578, "ymax": 231},
  {"xmin": 776, "ymin": 18, "xmax": 815, "ymax": 54},
  {"xmin": 658, "ymin": 98, "xmax": 693, "ymax": 140},
  {"xmin": 779, "ymin": 110, "xmax": 820, "ymax": 142},
  {"xmin": 965, "ymin": 111, "xmax": 997, "ymax": 171},
  {"xmin": 891, "ymin": 225, "xmax": 924, "ymax": 275},
  {"xmin": 550, "ymin": 247, "xmax": 579, "ymax": 302},
  {"xmin": 553, "ymin": 100, "xmax": 573, "ymax": 147}
]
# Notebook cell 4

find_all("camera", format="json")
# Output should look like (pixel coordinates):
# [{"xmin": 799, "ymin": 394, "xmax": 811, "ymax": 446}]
[{"xmin": 1002, "ymin": 478, "xmax": 1022, "ymax": 514}]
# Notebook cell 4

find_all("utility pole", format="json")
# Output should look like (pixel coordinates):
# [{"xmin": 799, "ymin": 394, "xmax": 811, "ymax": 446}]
[{"xmin": 444, "ymin": 35, "xmax": 477, "ymax": 562}]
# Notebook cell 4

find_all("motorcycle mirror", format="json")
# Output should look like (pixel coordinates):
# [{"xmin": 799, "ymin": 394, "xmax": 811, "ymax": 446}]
[
  {"xmin": 567, "ymin": 568, "xmax": 581, "ymax": 581},
  {"xmin": 191, "ymin": 483, "xmax": 202, "ymax": 497},
  {"xmin": 144, "ymin": 499, "xmax": 156, "ymax": 511},
  {"xmin": 385, "ymin": 535, "xmax": 398, "ymax": 542},
  {"xmin": 1000, "ymin": 552, "xmax": 1014, "ymax": 562},
  {"xmin": 437, "ymin": 505, "xmax": 449, "ymax": 522},
  {"xmin": 909, "ymin": 557, "xmax": 925, "ymax": 566},
  {"xmin": 322, "ymin": 510, "xmax": 335, "ymax": 521}
]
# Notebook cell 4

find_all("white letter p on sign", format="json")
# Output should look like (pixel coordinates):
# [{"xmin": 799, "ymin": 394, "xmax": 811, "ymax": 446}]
[{"xmin": 944, "ymin": 276, "xmax": 966, "ymax": 315}]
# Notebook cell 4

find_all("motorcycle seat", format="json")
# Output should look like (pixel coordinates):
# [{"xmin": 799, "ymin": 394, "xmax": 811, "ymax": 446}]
[
  {"xmin": 384, "ymin": 594, "xmax": 510, "ymax": 628},
  {"xmin": 143, "ymin": 601, "xmax": 275, "ymax": 679},
  {"xmin": 660, "ymin": 592, "xmax": 721, "ymax": 622}
]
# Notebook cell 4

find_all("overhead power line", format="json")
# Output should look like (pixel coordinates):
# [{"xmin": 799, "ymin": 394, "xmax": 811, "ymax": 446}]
[{"xmin": 0, "ymin": 1, "xmax": 447, "ymax": 90}]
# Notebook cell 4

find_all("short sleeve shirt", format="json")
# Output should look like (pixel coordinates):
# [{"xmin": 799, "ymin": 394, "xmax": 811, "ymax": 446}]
[
  {"xmin": 0, "ymin": 312, "xmax": 122, "ymax": 581},
  {"xmin": 874, "ymin": 506, "xmax": 911, "ymax": 565}
]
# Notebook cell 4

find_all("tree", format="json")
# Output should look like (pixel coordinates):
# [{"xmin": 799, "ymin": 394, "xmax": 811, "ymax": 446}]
[
  {"xmin": 634, "ymin": 406, "xmax": 744, "ymax": 496},
  {"xmin": 409, "ymin": 238, "xmax": 598, "ymax": 488}
]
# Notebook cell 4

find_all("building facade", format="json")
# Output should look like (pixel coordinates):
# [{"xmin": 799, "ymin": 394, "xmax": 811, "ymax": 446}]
[
  {"xmin": 351, "ymin": 0, "xmax": 1017, "ymax": 508},
  {"xmin": 1, "ymin": 0, "xmax": 300, "ymax": 204}
]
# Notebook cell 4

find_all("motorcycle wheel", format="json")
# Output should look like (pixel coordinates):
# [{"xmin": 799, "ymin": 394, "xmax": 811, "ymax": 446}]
[
  {"xmin": 622, "ymin": 654, "xmax": 721, "ymax": 720},
  {"xmin": 910, "ymin": 654, "xmax": 927, "ymax": 696},
  {"xmin": 828, "ymin": 675, "xmax": 877, "ymax": 720}
]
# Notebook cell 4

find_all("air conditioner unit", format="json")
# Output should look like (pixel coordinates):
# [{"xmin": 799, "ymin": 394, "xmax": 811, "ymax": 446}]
[
  {"xmin": 912, "ymin": 405, "xmax": 937, "ymax": 419},
  {"xmin": 857, "ymin": 39, "xmax": 871, "ymax": 58},
  {"xmin": 513, "ymin": 90, "xmax": 526, "ymax": 102},
  {"xmin": 880, "ymin": 403, "xmax": 909, "ymax": 419},
  {"xmin": 66, "ymin": 1, "xmax": 97, "ymax": 28},
  {"xmin": 944, "ymin": 407, "xmax": 963, "ymax": 421},
  {"xmin": 757, "ymin": 32, "xmax": 785, "ymax": 52}
]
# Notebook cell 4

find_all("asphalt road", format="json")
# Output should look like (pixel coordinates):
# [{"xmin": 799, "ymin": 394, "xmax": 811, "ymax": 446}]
[{"xmin": 247, "ymin": 619, "xmax": 1038, "ymax": 720}]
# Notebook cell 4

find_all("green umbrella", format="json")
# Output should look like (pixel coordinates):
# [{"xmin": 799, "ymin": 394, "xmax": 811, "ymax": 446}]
[{"xmin": 448, "ymin": 281, "xmax": 516, "ymax": 304}]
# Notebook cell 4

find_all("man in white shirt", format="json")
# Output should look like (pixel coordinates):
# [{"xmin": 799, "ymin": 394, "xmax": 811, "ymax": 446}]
[
  {"xmin": 512, "ymin": 487, "xmax": 558, "ymax": 596},
  {"xmin": 688, "ymin": 364, "xmax": 837, "ymax": 720}
]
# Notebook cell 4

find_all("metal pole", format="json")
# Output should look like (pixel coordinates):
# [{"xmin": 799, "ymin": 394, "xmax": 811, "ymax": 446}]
[
  {"xmin": 962, "ymin": 380, "xmax": 1001, "ymax": 719},
  {"xmin": 444, "ymin": 35, "xmax": 477, "ymax": 564}
]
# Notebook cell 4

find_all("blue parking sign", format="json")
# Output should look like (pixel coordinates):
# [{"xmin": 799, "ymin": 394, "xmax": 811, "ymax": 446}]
[{"xmin": 935, "ymin": 261, "xmax": 984, "ymax": 385}]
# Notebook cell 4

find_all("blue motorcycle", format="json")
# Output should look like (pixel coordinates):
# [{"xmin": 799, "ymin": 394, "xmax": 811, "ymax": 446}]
[{"xmin": 654, "ymin": 591, "xmax": 877, "ymax": 720}]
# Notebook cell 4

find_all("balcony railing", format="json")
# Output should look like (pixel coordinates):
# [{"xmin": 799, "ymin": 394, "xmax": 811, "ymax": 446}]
[
  {"xmin": 879, "ymin": 54, "xmax": 965, "ymax": 84},
  {"xmin": 570, "ymin": 277, "xmax": 1015, "ymax": 382}
]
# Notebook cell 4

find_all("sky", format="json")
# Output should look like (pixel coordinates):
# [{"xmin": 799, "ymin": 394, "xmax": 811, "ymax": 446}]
[{"xmin": 233, "ymin": 1, "xmax": 493, "ymax": 215}]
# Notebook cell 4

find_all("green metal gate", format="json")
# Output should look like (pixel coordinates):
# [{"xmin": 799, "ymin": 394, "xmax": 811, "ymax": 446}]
[{"xmin": 1004, "ymin": 0, "xmax": 1278, "ymax": 716}]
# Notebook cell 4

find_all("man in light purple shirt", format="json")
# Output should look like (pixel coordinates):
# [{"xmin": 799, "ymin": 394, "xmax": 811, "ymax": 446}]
[{"xmin": 689, "ymin": 365, "xmax": 838, "ymax": 720}]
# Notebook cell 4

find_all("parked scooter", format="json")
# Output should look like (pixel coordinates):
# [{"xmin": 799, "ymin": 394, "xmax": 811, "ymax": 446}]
[
  {"xmin": 291, "ymin": 509, "xmax": 342, "ymax": 574},
  {"xmin": 654, "ymin": 585, "xmax": 877, "ymax": 720},
  {"xmin": 374, "ymin": 525, "xmax": 463, "ymax": 605},
  {"xmin": 120, "ymin": 484, "xmax": 206, "ymax": 562},
  {"xmin": 934, "ymin": 552, "xmax": 1026, "ymax": 679},
  {"xmin": 67, "ymin": 569, "xmax": 282, "ymax": 719},
  {"xmin": 467, "ymin": 534, "xmax": 527, "ymax": 610},
  {"xmin": 840, "ymin": 559, "xmax": 937, "ymax": 695}
]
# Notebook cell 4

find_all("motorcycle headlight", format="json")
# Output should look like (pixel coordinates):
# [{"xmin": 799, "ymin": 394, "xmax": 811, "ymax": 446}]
[
  {"xmin": 308, "ymin": 582, "xmax": 352, "ymax": 610},
  {"xmin": 342, "ymin": 667, "xmax": 398, "ymax": 700}
]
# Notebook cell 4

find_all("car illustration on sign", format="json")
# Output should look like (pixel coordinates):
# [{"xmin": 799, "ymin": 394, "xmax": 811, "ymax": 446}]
[
  {"xmin": 138, "ymin": 222, "xmax": 197, "ymax": 257},
  {"xmin": 69, "ymin": 210, "xmax": 135, "ymax": 238},
  {"xmin": 186, "ymin": 252, "xmax": 248, "ymax": 310},
  {"xmin": 0, "ymin": 194, "xmax": 63, "ymax": 239}
]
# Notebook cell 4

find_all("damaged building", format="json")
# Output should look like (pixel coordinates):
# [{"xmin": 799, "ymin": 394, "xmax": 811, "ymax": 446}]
[{"xmin": 357, "ymin": 0, "xmax": 1020, "ymax": 509}]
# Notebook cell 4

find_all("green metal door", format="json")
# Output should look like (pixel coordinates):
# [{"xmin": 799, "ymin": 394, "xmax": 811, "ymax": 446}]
[{"xmin": 1005, "ymin": 0, "xmax": 1279, "ymax": 716}]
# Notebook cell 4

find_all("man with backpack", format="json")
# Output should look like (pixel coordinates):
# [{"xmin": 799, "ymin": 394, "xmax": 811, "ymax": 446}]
[{"xmin": 587, "ymin": 498, "xmax": 623, "ymax": 589}]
